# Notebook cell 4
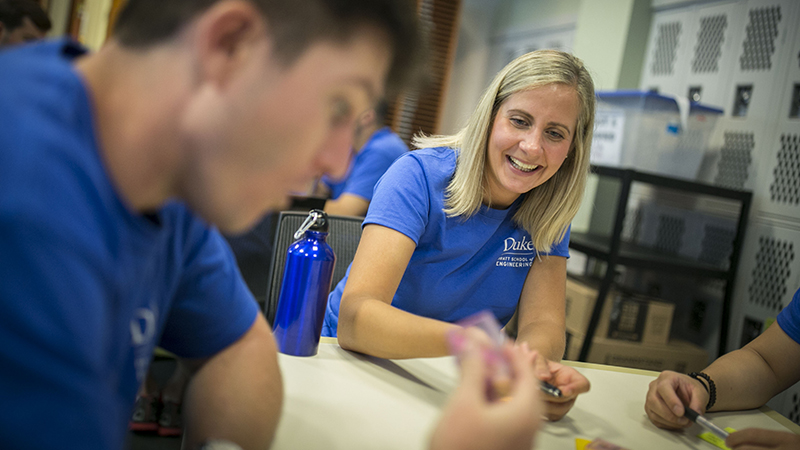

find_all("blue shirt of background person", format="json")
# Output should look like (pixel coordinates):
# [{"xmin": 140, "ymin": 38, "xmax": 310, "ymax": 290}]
[{"xmin": 317, "ymin": 99, "xmax": 408, "ymax": 217}]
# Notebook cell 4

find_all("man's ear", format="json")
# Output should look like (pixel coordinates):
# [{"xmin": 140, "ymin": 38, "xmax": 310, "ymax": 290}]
[
  {"xmin": 0, "ymin": 22, "xmax": 7, "ymax": 43},
  {"xmin": 358, "ymin": 108, "xmax": 377, "ymax": 128},
  {"xmin": 192, "ymin": 0, "xmax": 269, "ymax": 88}
]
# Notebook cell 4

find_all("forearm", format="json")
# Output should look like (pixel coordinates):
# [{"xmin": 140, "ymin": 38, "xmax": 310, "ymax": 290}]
[
  {"xmin": 182, "ymin": 316, "xmax": 283, "ymax": 450},
  {"xmin": 704, "ymin": 346, "xmax": 784, "ymax": 412},
  {"xmin": 516, "ymin": 321, "xmax": 566, "ymax": 362},
  {"xmin": 339, "ymin": 296, "xmax": 459, "ymax": 358}
]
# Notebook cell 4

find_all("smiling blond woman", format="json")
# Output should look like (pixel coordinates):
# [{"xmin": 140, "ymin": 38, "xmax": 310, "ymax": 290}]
[{"xmin": 322, "ymin": 50, "xmax": 596, "ymax": 421}]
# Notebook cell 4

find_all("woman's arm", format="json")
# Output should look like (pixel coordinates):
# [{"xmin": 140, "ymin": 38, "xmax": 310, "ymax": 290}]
[
  {"xmin": 515, "ymin": 255, "xmax": 567, "ymax": 362},
  {"xmin": 337, "ymin": 224, "xmax": 460, "ymax": 358}
]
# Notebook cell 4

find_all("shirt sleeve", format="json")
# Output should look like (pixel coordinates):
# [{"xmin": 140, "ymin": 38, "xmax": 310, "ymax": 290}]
[
  {"xmin": 343, "ymin": 146, "xmax": 404, "ymax": 201},
  {"xmin": 363, "ymin": 153, "xmax": 430, "ymax": 244},
  {"xmin": 543, "ymin": 225, "xmax": 571, "ymax": 258},
  {"xmin": 159, "ymin": 223, "xmax": 259, "ymax": 359},
  {"xmin": 777, "ymin": 288, "xmax": 800, "ymax": 345}
]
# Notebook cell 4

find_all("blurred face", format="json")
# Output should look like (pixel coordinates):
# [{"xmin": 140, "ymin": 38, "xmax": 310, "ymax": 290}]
[
  {"xmin": 180, "ymin": 27, "xmax": 391, "ymax": 233},
  {"xmin": 0, "ymin": 17, "xmax": 46, "ymax": 46},
  {"xmin": 484, "ymin": 84, "xmax": 580, "ymax": 208}
]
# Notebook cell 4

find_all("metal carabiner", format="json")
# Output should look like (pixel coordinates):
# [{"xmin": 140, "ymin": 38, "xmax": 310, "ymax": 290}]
[{"xmin": 294, "ymin": 210, "xmax": 324, "ymax": 240}]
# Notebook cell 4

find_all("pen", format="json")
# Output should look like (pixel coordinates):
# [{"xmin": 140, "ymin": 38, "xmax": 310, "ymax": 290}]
[
  {"xmin": 540, "ymin": 381, "xmax": 562, "ymax": 397},
  {"xmin": 684, "ymin": 408, "xmax": 729, "ymax": 439}
]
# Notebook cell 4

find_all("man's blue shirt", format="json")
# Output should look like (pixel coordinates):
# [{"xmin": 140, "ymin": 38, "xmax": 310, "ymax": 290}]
[{"xmin": 0, "ymin": 40, "xmax": 258, "ymax": 450}]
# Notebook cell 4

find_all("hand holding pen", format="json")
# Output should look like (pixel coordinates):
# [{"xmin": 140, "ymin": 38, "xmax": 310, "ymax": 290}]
[{"xmin": 448, "ymin": 311, "xmax": 590, "ymax": 421}]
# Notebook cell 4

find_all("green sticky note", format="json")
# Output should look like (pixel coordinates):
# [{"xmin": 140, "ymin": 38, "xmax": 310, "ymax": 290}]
[{"xmin": 698, "ymin": 427, "xmax": 737, "ymax": 450}]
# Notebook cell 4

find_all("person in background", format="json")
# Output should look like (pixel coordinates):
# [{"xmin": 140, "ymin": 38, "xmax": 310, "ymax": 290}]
[
  {"xmin": 323, "ymin": 49, "xmax": 595, "ymax": 422},
  {"xmin": 0, "ymin": 0, "xmax": 50, "ymax": 47},
  {"xmin": 316, "ymin": 98, "xmax": 409, "ymax": 217},
  {"xmin": 645, "ymin": 286, "xmax": 800, "ymax": 450},
  {"xmin": 0, "ymin": 0, "xmax": 419, "ymax": 448}
]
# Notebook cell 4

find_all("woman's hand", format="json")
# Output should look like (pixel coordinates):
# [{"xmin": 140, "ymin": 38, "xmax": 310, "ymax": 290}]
[
  {"xmin": 535, "ymin": 358, "xmax": 591, "ymax": 421},
  {"xmin": 430, "ymin": 343, "xmax": 542, "ymax": 450},
  {"xmin": 644, "ymin": 370, "xmax": 709, "ymax": 429},
  {"xmin": 726, "ymin": 428, "xmax": 800, "ymax": 449}
]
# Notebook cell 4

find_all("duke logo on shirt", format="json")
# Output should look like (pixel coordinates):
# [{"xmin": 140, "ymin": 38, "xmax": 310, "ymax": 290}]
[{"xmin": 496, "ymin": 235, "xmax": 536, "ymax": 268}]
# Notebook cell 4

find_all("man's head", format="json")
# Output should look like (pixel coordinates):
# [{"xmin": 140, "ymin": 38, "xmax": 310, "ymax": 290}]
[
  {"xmin": 352, "ymin": 98, "xmax": 389, "ymax": 151},
  {"xmin": 0, "ymin": 0, "xmax": 51, "ymax": 46},
  {"xmin": 107, "ymin": 0, "xmax": 419, "ymax": 233}
]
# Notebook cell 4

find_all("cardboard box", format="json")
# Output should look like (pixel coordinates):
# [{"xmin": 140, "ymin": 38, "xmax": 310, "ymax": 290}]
[
  {"xmin": 566, "ymin": 277, "xmax": 675, "ymax": 345},
  {"xmin": 566, "ymin": 331, "xmax": 709, "ymax": 373}
]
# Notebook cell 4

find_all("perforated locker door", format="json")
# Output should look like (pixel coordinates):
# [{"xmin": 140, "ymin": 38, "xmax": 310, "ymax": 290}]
[
  {"xmin": 719, "ymin": 0, "xmax": 799, "ymax": 122},
  {"xmin": 727, "ymin": 219, "xmax": 800, "ymax": 353},
  {"xmin": 677, "ymin": 1, "xmax": 747, "ymax": 112},
  {"xmin": 640, "ymin": 8, "xmax": 694, "ymax": 98}
]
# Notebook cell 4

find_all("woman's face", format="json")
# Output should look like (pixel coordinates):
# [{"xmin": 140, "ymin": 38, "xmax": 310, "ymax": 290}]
[{"xmin": 484, "ymin": 84, "xmax": 580, "ymax": 208}]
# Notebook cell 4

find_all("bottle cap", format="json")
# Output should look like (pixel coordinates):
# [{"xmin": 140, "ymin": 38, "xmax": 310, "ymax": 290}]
[{"xmin": 294, "ymin": 209, "xmax": 328, "ymax": 239}]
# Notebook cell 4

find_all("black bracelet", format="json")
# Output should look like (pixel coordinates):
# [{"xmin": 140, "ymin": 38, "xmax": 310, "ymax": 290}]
[{"xmin": 688, "ymin": 371, "xmax": 716, "ymax": 410}]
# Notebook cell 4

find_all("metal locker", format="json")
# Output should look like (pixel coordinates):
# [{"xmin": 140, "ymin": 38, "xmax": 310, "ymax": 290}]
[
  {"xmin": 727, "ymin": 218, "xmax": 800, "ymax": 352},
  {"xmin": 719, "ymin": 0, "xmax": 798, "ymax": 122},
  {"xmin": 640, "ymin": 8, "xmax": 695, "ymax": 98},
  {"xmin": 752, "ymin": 18, "xmax": 800, "ymax": 221},
  {"xmin": 678, "ymin": 1, "xmax": 747, "ymax": 111},
  {"xmin": 698, "ymin": 116, "xmax": 776, "ymax": 192}
]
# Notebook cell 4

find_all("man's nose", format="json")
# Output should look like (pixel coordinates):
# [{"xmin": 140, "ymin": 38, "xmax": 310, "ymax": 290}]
[{"xmin": 317, "ymin": 126, "xmax": 354, "ymax": 179}]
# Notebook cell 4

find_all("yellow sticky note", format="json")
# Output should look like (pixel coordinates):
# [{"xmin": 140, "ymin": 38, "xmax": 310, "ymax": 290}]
[
  {"xmin": 698, "ymin": 427, "xmax": 737, "ymax": 450},
  {"xmin": 575, "ymin": 438, "xmax": 592, "ymax": 450}
]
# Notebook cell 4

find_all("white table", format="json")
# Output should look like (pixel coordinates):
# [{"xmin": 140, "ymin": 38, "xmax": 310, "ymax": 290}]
[{"xmin": 272, "ymin": 338, "xmax": 800, "ymax": 449}]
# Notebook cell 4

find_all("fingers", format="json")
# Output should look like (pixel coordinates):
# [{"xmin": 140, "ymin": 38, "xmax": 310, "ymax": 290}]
[
  {"xmin": 543, "ymin": 397, "xmax": 576, "ymax": 421},
  {"xmin": 450, "ymin": 331, "xmax": 488, "ymax": 403},
  {"xmin": 727, "ymin": 428, "xmax": 800, "ymax": 449},
  {"xmin": 644, "ymin": 372, "xmax": 698, "ymax": 429},
  {"xmin": 546, "ymin": 364, "xmax": 590, "ymax": 399}
]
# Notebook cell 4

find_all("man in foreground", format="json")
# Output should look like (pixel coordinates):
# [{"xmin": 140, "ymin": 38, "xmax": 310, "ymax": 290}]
[{"xmin": 0, "ymin": 0, "xmax": 417, "ymax": 448}]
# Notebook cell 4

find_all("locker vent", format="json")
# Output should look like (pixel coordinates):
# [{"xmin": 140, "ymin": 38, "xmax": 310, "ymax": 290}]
[
  {"xmin": 715, "ymin": 132, "xmax": 754, "ymax": 190},
  {"xmin": 622, "ymin": 206, "xmax": 642, "ymax": 242},
  {"xmin": 748, "ymin": 237, "xmax": 794, "ymax": 312},
  {"xmin": 769, "ymin": 134, "xmax": 800, "ymax": 205},
  {"xmin": 655, "ymin": 215, "xmax": 685, "ymax": 255},
  {"xmin": 740, "ymin": 6, "xmax": 781, "ymax": 71},
  {"xmin": 692, "ymin": 14, "xmax": 727, "ymax": 74},
  {"xmin": 699, "ymin": 225, "xmax": 735, "ymax": 267},
  {"xmin": 790, "ymin": 392, "xmax": 800, "ymax": 425},
  {"xmin": 652, "ymin": 22, "xmax": 682, "ymax": 76}
]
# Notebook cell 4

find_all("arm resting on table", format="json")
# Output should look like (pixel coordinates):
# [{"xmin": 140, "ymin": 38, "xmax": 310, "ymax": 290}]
[
  {"xmin": 181, "ymin": 314, "xmax": 283, "ymax": 450},
  {"xmin": 705, "ymin": 321, "xmax": 800, "ymax": 412},
  {"xmin": 338, "ymin": 224, "xmax": 459, "ymax": 359}
]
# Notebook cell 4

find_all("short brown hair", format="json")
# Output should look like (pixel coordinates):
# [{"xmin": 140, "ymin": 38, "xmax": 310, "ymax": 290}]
[
  {"xmin": 113, "ymin": 0, "xmax": 420, "ymax": 95},
  {"xmin": 0, "ymin": 0, "xmax": 52, "ymax": 33}
]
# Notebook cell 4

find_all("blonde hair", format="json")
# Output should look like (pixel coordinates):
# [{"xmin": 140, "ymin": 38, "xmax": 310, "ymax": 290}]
[{"xmin": 413, "ymin": 50, "xmax": 595, "ymax": 253}]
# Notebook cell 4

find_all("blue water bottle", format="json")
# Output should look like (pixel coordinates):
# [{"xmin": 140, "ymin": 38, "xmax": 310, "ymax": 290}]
[{"xmin": 272, "ymin": 209, "xmax": 336, "ymax": 356}]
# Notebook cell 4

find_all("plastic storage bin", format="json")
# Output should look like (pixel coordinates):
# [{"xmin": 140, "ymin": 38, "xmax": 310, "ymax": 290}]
[{"xmin": 590, "ymin": 91, "xmax": 723, "ymax": 180}]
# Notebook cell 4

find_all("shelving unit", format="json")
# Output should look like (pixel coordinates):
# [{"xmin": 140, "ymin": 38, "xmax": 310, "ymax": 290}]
[{"xmin": 571, "ymin": 165, "xmax": 752, "ymax": 362}]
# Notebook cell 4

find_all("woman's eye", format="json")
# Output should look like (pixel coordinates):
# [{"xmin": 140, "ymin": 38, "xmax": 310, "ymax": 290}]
[
  {"xmin": 510, "ymin": 117, "xmax": 528, "ymax": 127},
  {"xmin": 547, "ymin": 130, "xmax": 565, "ymax": 140}
]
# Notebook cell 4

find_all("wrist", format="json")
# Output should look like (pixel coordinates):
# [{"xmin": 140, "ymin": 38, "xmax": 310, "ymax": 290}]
[{"xmin": 687, "ymin": 372, "xmax": 716, "ymax": 411}]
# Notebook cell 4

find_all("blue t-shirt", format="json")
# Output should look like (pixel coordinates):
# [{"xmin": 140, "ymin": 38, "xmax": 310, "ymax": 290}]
[
  {"xmin": 777, "ymin": 288, "xmax": 800, "ymax": 344},
  {"xmin": 322, "ymin": 147, "xmax": 570, "ymax": 337},
  {"xmin": 323, "ymin": 127, "xmax": 408, "ymax": 201},
  {"xmin": 0, "ymin": 40, "xmax": 258, "ymax": 450}
]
